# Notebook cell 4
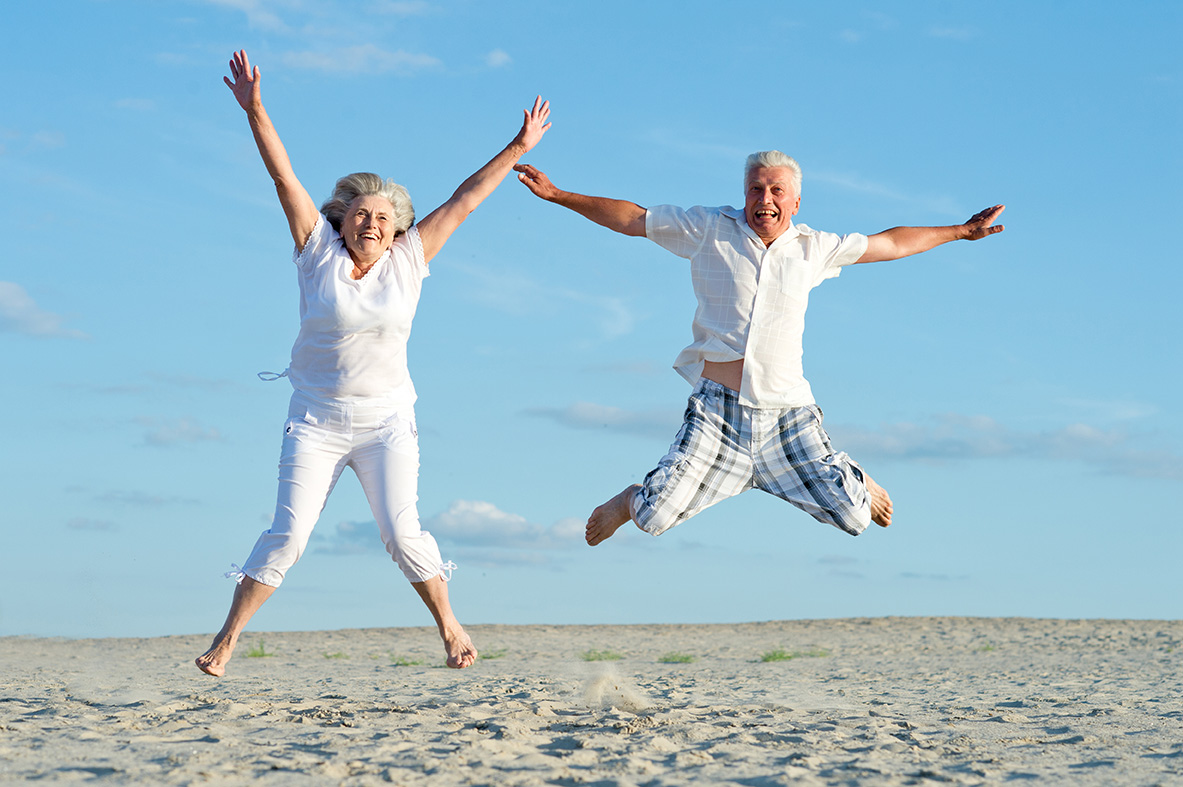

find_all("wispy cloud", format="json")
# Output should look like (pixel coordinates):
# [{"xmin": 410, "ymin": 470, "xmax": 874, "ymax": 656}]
[
  {"xmin": 372, "ymin": 0, "xmax": 431, "ymax": 14},
  {"xmin": 0, "ymin": 282, "xmax": 87, "ymax": 339},
  {"xmin": 900, "ymin": 571, "xmax": 968, "ymax": 582},
  {"xmin": 202, "ymin": 0, "xmax": 292, "ymax": 33},
  {"xmin": 31, "ymin": 131, "xmax": 66, "ymax": 150},
  {"xmin": 115, "ymin": 98, "xmax": 156, "ymax": 112},
  {"xmin": 280, "ymin": 44, "xmax": 440, "ymax": 75},
  {"xmin": 136, "ymin": 417, "xmax": 224, "ymax": 447},
  {"xmin": 809, "ymin": 171, "xmax": 963, "ymax": 217},
  {"xmin": 453, "ymin": 263, "xmax": 637, "ymax": 341},
  {"xmin": 425, "ymin": 500, "xmax": 582, "ymax": 550},
  {"xmin": 312, "ymin": 500, "xmax": 585, "ymax": 564},
  {"xmin": 830, "ymin": 413, "xmax": 1183, "ymax": 481},
  {"xmin": 486, "ymin": 49, "xmax": 512, "ymax": 68},
  {"xmin": 313, "ymin": 520, "xmax": 386, "ymax": 555},
  {"xmin": 525, "ymin": 401, "xmax": 680, "ymax": 441},
  {"xmin": 66, "ymin": 373, "xmax": 244, "ymax": 397},
  {"xmin": 928, "ymin": 26, "xmax": 974, "ymax": 41},
  {"xmin": 641, "ymin": 129, "xmax": 749, "ymax": 165},
  {"xmin": 67, "ymin": 517, "xmax": 118, "ymax": 532},
  {"xmin": 95, "ymin": 490, "xmax": 201, "ymax": 507}
]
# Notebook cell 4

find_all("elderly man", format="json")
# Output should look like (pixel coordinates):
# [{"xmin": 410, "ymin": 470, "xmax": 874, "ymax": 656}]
[{"xmin": 514, "ymin": 152, "xmax": 1004, "ymax": 546}]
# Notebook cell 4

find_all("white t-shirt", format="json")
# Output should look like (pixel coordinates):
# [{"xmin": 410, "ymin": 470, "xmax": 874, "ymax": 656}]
[
  {"xmin": 646, "ymin": 205, "xmax": 867, "ymax": 408},
  {"xmin": 287, "ymin": 215, "xmax": 429, "ymax": 402}
]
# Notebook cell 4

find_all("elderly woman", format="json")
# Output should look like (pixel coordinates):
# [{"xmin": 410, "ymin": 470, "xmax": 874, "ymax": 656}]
[{"xmin": 196, "ymin": 50, "xmax": 549, "ymax": 675}]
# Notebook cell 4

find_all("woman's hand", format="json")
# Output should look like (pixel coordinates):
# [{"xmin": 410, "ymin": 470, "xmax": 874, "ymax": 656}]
[
  {"xmin": 512, "ymin": 96, "xmax": 551, "ymax": 154},
  {"xmin": 224, "ymin": 49, "xmax": 262, "ymax": 114}
]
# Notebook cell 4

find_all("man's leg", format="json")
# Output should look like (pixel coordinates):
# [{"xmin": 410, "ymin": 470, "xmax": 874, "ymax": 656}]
[
  {"xmin": 756, "ymin": 405, "xmax": 884, "ymax": 535},
  {"xmin": 586, "ymin": 484, "xmax": 642, "ymax": 546},
  {"xmin": 864, "ymin": 473, "xmax": 893, "ymax": 528},
  {"xmin": 586, "ymin": 380, "xmax": 752, "ymax": 546}
]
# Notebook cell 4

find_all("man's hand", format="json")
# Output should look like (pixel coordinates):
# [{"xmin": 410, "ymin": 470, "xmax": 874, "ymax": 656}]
[
  {"xmin": 514, "ymin": 163, "xmax": 561, "ymax": 201},
  {"xmin": 962, "ymin": 204, "xmax": 1006, "ymax": 240}
]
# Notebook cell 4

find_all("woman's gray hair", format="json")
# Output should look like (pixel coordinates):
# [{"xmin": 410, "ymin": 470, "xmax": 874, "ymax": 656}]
[
  {"xmin": 743, "ymin": 151, "xmax": 802, "ymax": 194},
  {"xmin": 320, "ymin": 172, "xmax": 415, "ymax": 235}
]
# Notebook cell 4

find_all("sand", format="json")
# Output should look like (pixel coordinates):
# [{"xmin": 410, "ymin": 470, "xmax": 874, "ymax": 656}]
[{"xmin": 2, "ymin": 618, "xmax": 1180, "ymax": 785}]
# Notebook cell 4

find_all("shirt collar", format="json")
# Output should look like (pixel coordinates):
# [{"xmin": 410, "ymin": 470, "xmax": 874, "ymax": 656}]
[{"xmin": 721, "ymin": 206, "xmax": 800, "ymax": 247}]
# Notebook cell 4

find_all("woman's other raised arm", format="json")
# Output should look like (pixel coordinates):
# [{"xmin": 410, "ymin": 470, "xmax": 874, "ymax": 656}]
[
  {"xmin": 416, "ymin": 96, "xmax": 552, "ymax": 263},
  {"xmin": 225, "ymin": 50, "xmax": 319, "ymax": 250}
]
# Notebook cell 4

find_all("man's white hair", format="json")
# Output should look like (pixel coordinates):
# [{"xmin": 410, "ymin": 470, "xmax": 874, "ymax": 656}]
[{"xmin": 744, "ymin": 151, "xmax": 802, "ymax": 194}]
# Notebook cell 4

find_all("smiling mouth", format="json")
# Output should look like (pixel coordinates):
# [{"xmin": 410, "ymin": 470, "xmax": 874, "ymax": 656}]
[{"xmin": 753, "ymin": 209, "xmax": 778, "ymax": 221}]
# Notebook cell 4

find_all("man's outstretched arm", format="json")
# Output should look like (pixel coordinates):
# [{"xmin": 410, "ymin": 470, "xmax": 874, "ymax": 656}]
[
  {"xmin": 514, "ymin": 164, "xmax": 647, "ymax": 237},
  {"xmin": 857, "ymin": 204, "xmax": 1005, "ymax": 264}
]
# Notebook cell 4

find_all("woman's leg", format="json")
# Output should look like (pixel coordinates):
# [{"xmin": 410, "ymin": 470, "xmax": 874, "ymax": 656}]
[
  {"xmin": 195, "ymin": 576, "xmax": 275, "ymax": 676},
  {"xmin": 354, "ymin": 413, "xmax": 477, "ymax": 668},
  {"xmin": 412, "ymin": 575, "xmax": 478, "ymax": 669},
  {"xmin": 195, "ymin": 415, "xmax": 346, "ymax": 676}
]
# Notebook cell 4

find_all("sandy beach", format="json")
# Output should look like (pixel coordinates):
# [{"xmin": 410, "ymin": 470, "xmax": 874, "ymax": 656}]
[{"xmin": 2, "ymin": 617, "xmax": 1180, "ymax": 785}]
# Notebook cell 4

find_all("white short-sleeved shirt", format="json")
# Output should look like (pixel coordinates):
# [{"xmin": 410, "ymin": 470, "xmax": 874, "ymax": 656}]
[
  {"xmin": 646, "ymin": 205, "xmax": 867, "ymax": 408},
  {"xmin": 287, "ymin": 215, "xmax": 429, "ymax": 402}
]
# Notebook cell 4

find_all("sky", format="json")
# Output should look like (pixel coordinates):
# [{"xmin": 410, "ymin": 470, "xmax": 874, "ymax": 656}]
[{"xmin": 2, "ymin": 1, "xmax": 1180, "ymax": 640}]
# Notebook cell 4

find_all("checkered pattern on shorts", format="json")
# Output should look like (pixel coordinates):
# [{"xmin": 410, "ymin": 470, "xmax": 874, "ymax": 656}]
[{"xmin": 631, "ymin": 379, "xmax": 872, "ymax": 537}]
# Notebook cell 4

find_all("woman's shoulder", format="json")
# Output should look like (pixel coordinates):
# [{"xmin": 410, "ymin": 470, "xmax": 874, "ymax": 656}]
[{"xmin": 295, "ymin": 215, "xmax": 347, "ymax": 269}]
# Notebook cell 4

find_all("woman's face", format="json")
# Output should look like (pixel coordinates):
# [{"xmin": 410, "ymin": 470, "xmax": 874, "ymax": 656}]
[{"xmin": 340, "ymin": 194, "xmax": 398, "ymax": 265}]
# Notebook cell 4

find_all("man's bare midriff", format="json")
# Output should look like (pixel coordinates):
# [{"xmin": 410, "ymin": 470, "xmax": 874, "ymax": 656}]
[{"xmin": 702, "ymin": 359, "xmax": 744, "ymax": 392}]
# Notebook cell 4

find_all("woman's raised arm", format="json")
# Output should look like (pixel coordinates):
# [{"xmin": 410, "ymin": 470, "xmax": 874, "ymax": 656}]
[
  {"xmin": 416, "ymin": 97, "xmax": 551, "ymax": 263},
  {"xmin": 225, "ymin": 50, "xmax": 319, "ymax": 250}
]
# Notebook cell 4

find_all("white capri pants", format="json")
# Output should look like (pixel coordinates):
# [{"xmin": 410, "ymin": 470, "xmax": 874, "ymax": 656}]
[{"xmin": 239, "ymin": 390, "xmax": 447, "ymax": 587}]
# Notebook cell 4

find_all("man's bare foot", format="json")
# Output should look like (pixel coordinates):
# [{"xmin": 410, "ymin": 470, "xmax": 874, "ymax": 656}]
[
  {"xmin": 442, "ymin": 624, "xmax": 478, "ymax": 669},
  {"xmin": 865, "ymin": 474, "xmax": 893, "ymax": 528},
  {"xmin": 195, "ymin": 633, "xmax": 237, "ymax": 677},
  {"xmin": 586, "ymin": 484, "xmax": 640, "ymax": 546}
]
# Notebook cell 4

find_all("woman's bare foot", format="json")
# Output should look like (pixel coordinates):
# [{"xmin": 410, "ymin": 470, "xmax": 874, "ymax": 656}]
[
  {"xmin": 194, "ymin": 575, "xmax": 275, "ymax": 677},
  {"xmin": 412, "ymin": 575, "xmax": 477, "ymax": 669},
  {"xmin": 195, "ymin": 634, "xmax": 237, "ymax": 677},
  {"xmin": 586, "ymin": 484, "xmax": 640, "ymax": 546},
  {"xmin": 865, "ymin": 474, "xmax": 893, "ymax": 528},
  {"xmin": 442, "ymin": 624, "xmax": 478, "ymax": 669}
]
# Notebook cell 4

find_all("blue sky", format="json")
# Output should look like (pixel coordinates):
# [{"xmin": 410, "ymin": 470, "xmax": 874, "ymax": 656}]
[{"xmin": 3, "ymin": 1, "xmax": 1180, "ymax": 639}]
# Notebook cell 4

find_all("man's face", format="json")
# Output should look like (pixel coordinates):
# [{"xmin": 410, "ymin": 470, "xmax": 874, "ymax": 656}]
[{"xmin": 744, "ymin": 166, "xmax": 801, "ymax": 245}]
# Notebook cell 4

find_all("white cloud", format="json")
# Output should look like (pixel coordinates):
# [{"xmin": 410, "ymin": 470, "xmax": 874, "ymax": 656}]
[
  {"xmin": 0, "ymin": 282, "xmax": 87, "ymax": 339},
  {"xmin": 136, "ymin": 417, "xmax": 223, "ymax": 447},
  {"xmin": 929, "ymin": 26, "xmax": 974, "ymax": 41},
  {"xmin": 486, "ymin": 49, "xmax": 512, "ymax": 68},
  {"xmin": 425, "ymin": 500, "xmax": 582, "ymax": 549},
  {"xmin": 373, "ymin": 0, "xmax": 431, "ymax": 14},
  {"xmin": 314, "ymin": 520, "xmax": 385, "ymax": 555},
  {"xmin": 312, "ymin": 500, "xmax": 585, "ymax": 561},
  {"xmin": 30, "ymin": 131, "xmax": 66, "ymax": 150},
  {"xmin": 525, "ymin": 401, "xmax": 680, "ymax": 441},
  {"xmin": 809, "ymin": 170, "xmax": 964, "ymax": 218},
  {"xmin": 95, "ymin": 490, "xmax": 200, "ymax": 507},
  {"xmin": 115, "ymin": 98, "xmax": 156, "ymax": 112},
  {"xmin": 641, "ymin": 129, "xmax": 748, "ymax": 164},
  {"xmin": 829, "ymin": 413, "xmax": 1183, "ymax": 481},
  {"xmin": 202, "ymin": 0, "xmax": 292, "ymax": 32},
  {"xmin": 67, "ymin": 517, "xmax": 118, "ymax": 532},
  {"xmin": 453, "ymin": 262, "xmax": 637, "ymax": 341},
  {"xmin": 280, "ymin": 44, "xmax": 441, "ymax": 75}
]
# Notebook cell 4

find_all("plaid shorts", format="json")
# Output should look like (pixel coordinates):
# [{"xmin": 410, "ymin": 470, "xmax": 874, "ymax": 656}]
[{"xmin": 632, "ymin": 379, "xmax": 872, "ymax": 537}]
